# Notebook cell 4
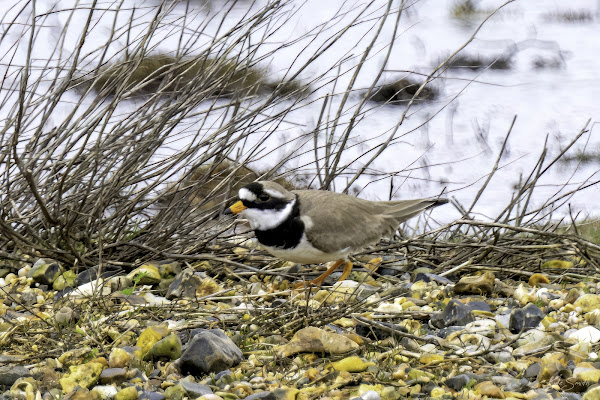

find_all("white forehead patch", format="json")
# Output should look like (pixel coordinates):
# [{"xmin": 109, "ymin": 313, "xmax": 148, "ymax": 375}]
[{"xmin": 239, "ymin": 187, "xmax": 257, "ymax": 202}]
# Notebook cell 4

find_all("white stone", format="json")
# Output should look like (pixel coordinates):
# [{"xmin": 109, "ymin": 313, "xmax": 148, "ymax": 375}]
[
  {"xmin": 67, "ymin": 279, "xmax": 111, "ymax": 298},
  {"xmin": 570, "ymin": 326, "xmax": 600, "ymax": 343},
  {"xmin": 93, "ymin": 385, "xmax": 118, "ymax": 398}
]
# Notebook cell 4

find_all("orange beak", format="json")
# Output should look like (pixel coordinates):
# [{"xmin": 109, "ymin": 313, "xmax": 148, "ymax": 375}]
[{"xmin": 227, "ymin": 200, "xmax": 247, "ymax": 214}]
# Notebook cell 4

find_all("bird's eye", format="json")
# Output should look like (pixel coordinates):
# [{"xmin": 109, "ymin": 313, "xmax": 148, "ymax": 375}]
[{"xmin": 258, "ymin": 193, "xmax": 270, "ymax": 202}]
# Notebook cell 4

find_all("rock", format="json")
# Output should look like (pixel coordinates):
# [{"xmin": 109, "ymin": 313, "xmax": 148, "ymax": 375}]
[
  {"xmin": 575, "ymin": 294, "xmax": 600, "ymax": 312},
  {"xmin": 164, "ymin": 384, "xmax": 187, "ymax": 400},
  {"xmin": 275, "ymin": 327, "xmax": 360, "ymax": 357},
  {"xmin": 355, "ymin": 390, "xmax": 381, "ymax": 400},
  {"xmin": 583, "ymin": 385, "xmax": 600, "ymax": 400},
  {"xmin": 59, "ymin": 361, "xmax": 104, "ymax": 393},
  {"xmin": 431, "ymin": 299, "xmax": 474, "ymax": 328},
  {"xmin": 109, "ymin": 347, "xmax": 135, "ymax": 368},
  {"xmin": 108, "ymin": 276, "xmax": 133, "ymax": 292},
  {"xmin": 243, "ymin": 392, "xmax": 277, "ymax": 400},
  {"xmin": 330, "ymin": 356, "xmax": 373, "ymax": 372},
  {"xmin": 55, "ymin": 306, "xmax": 74, "ymax": 325},
  {"xmin": 513, "ymin": 333, "xmax": 561, "ymax": 357},
  {"xmin": 445, "ymin": 374, "xmax": 477, "ymax": 391},
  {"xmin": 137, "ymin": 326, "xmax": 169, "ymax": 356},
  {"xmin": 59, "ymin": 347, "xmax": 93, "ymax": 367},
  {"xmin": 474, "ymin": 381, "xmax": 505, "ymax": 398},
  {"xmin": 509, "ymin": 303, "xmax": 545, "ymax": 334},
  {"xmin": 139, "ymin": 392, "xmax": 167, "ymax": 400},
  {"xmin": 179, "ymin": 381, "xmax": 213, "ymax": 397},
  {"xmin": 74, "ymin": 265, "xmax": 119, "ymax": 286},
  {"xmin": 541, "ymin": 260, "xmax": 573, "ymax": 269},
  {"xmin": 491, "ymin": 375, "xmax": 529, "ymax": 392},
  {"xmin": 9, "ymin": 377, "xmax": 37, "ymax": 400},
  {"xmin": 538, "ymin": 352, "xmax": 569, "ymax": 382},
  {"xmin": 115, "ymin": 386, "xmax": 139, "ymax": 400},
  {"xmin": 571, "ymin": 326, "xmax": 600, "ymax": 343},
  {"xmin": 529, "ymin": 273, "xmax": 550, "ymax": 286},
  {"xmin": 453, "ymin": 272, "xmax": 495, "ymax": 295},
  {"xmin": 53, "ymin": 270, "xmax": 77, "ymax": 291},
  {"xmin": 99, "ymin": 367, "xmax": 128, "ymax": 384},
  {"xmin": 19, "ymin": 291, "xmax": 37, "ymax": 306},
  {"xmin": 273, "ymin": 388, "xmax": 299, "ymax": 400},
  {"xmin": 179, "ymin": 329, "xmax": 243, "ymax": 375},
  {"xmin": 566, "ymin": 289, "xmax": 581, "ymax": 304},
  {"xmin": 127, "ymin": 263, "xmax": 163, "ymax": 285},
  {"xmin": 27, "ymin": 258, "xmax": 62, "ymax": 285},
  {"xmin": 525, "ymin": 362, "xmax": 541, "ymax": 378},
  {"xmin": 571, "ymin": 366, "xmax": 600, "ymax": 391},
  {"xmin": 64, "ymin": 387, "xmax": 101, "ymax": 400},
  {"xmin": 145, "ymin": 333, "xmax": 182, "ymax": 360},
  {"xmin": 166, "ymin": 268, "xmax": 223, "ymax": 300},
  {"xmin": 0, "ymin": 365, "xmax": 31, "ymax": 386},
  {"xmin": 92, "ymin": 385, "xmax": 119, "ymax": 399}
]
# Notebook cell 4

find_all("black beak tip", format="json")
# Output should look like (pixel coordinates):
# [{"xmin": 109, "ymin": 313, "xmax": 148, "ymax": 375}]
[{"xmin": 223, "ymin": 207, "xmax": 232, "ymax": 215}]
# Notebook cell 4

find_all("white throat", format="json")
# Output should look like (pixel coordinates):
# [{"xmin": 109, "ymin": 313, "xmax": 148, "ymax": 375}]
[{"xmin": 241, "ymin": 199, "xmax": 296, "ymax": 231}]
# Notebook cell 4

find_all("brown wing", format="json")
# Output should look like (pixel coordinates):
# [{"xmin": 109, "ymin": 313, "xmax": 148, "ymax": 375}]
[{"xmin": 294, "ymin": 190, "xmax": 447, "ymax": 254}]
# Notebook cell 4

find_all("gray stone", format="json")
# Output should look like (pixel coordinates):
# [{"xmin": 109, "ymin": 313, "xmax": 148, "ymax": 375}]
[
  {"xmin": 445, "ymin": 374, "xmax": 477, "ymax": 391},
  {"xmin": 166, "ymin": 268, "xmax": 202, "ymax": 300},
  {"xmin": 509, "ymin": 303, "xmax": 545, "ymax": 334},
  {"xmin": 99, "ymin": 367, "xmax": 127, "ymax": 384},
  {"xmin": 179, "ymin": 329, "xmax": 243, "ymax": 376},
  {"xmin": 244, "ymin": 392, "xmax": 277, "ymax": 400},
  {"xmin": 431, "ymin": 299, "xmax": 474, "ymax": 328},
  {"xmin": 180, "ymin": 381, "xmax": 213, "ymax": 397},
  {"xmin": 19, "ymin": 292, "xmax": 37, "ymax": 306},
  {"xmin": 0, "ymin": 365, "xmax": 31, "ymax": 386},
  {"xmin": 139, "ymin": 392, "xmax": 166, "ymax": 400},
  {"xmin": 525, "ymin": 362, "xmax": 541, "ymax": 379}
]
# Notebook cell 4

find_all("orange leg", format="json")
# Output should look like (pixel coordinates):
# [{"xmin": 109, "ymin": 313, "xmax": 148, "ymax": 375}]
[
  {"xmin": 337, "ymin": 260, "xmax": 354, "ymax": 281},
  {"xmin": 365, "ymin": 257, "xmax": 382, "ymax": 273},
  {"xmin": 310, "ymin": 259, "xmax": 345, "ymax": 286}
]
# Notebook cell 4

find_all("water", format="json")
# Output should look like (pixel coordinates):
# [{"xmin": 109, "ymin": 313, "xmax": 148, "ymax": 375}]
[{"xmin": 1, "ymin": 0, "xmax": 598, "ymax": 224}]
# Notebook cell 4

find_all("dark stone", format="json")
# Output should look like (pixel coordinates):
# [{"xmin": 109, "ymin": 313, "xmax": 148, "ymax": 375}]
[
  {"xmin": 99, "ymin": 368, "xmax": 127, "ymax": 384},
  {"xmin": 19, "ymin": 292, "xmax": 37, "ymax": 306},
  {"xmin": 413, "ymin": 273, "xmax": 431, "ymax": 282},
  {"xmin": 504, "ymin": 377, "xmax": 531, "ymax": 392},
  {"xmin": 180, "ymin": 381, "xmax": 213, "ymax": 397},
  {"xmin": 509, "ymin": 303, "xmax": 545, "ymax": 334},
  {"xmin": 445, "ymin": 374, "xmax": 476, "ymax": 391},
  {"xmin": 524, "ymin": 362, "xmax": 541, "ymax": 378},
  {"xmin": 179, "ymin": 329, "xmax": 243, "ymax": 376},
  {"xmin": 244, "ymin": 392, "xmax": 277, "ymax": 400},
  {"xmin": 271, "ymin": 299, "xmax": 287, "ymax": 308},
  {"xmin": 431, "ymin": 299, "xmax": 474, "ymax": 329},
  {"xmin": 74, "ymin": 265, "xmax": 119, "ymax": 286},
  {"xmin": 464, "ymin": 301, "xmax": 491, "ymax": 313},
  {"xmin": 559, "ymin": 394, "xmax": 582, "ymax": 400},
  {"xmin": 355, "ymin": 321, "xmax": 407, "ymax": 341},
  {"xmin": 0, "ymin": 365, "xmax": 31, "ymax": 386},
  {"xmin": 139, "ymin": 392, "xmax": 166, "ymax": 400},
  {"xmin": 166, "ymin": 268, "xmax": 202, "ymax": 300},
  {"xmin": 437, "ymin": 326, "xmax": 466, "ymax": 338},
  {"xmin": 424, "ymin": 273, "xmax": 453, "ymax": 285},
  {"xmin": 214, "ymin": 369, "xmax": 232, "ymax": 381},
  {"xmin": 27, "ymin": 259, "xmax": 61, "ymax": 285}
]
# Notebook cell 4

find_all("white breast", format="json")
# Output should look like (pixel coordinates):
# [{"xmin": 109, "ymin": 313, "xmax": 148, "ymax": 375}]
[{"xmin": 261, "ymin": 234, "xmax": 352, "ymax": 264}]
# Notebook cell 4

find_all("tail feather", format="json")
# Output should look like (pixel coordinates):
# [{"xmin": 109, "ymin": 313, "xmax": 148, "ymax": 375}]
[{"xmin": 386, "ymin": 198, "xmax": 448, "ymax": 223}]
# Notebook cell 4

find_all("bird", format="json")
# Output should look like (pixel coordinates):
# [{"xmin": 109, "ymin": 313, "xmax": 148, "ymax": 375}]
[{"xmin": 225, "ymin": 181, "xmax": 448, "ymax": 286}]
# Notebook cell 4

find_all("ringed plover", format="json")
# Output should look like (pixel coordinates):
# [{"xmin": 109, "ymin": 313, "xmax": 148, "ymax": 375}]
[{"xmin": 225, "ymin": 181, "xmax": 448, "ymax": 286}]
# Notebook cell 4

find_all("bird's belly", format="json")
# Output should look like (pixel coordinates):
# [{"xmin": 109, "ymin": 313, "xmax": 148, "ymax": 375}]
[{"xmin": 262, "ymin": 236, "xmax": 351, "ymax": 264}]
